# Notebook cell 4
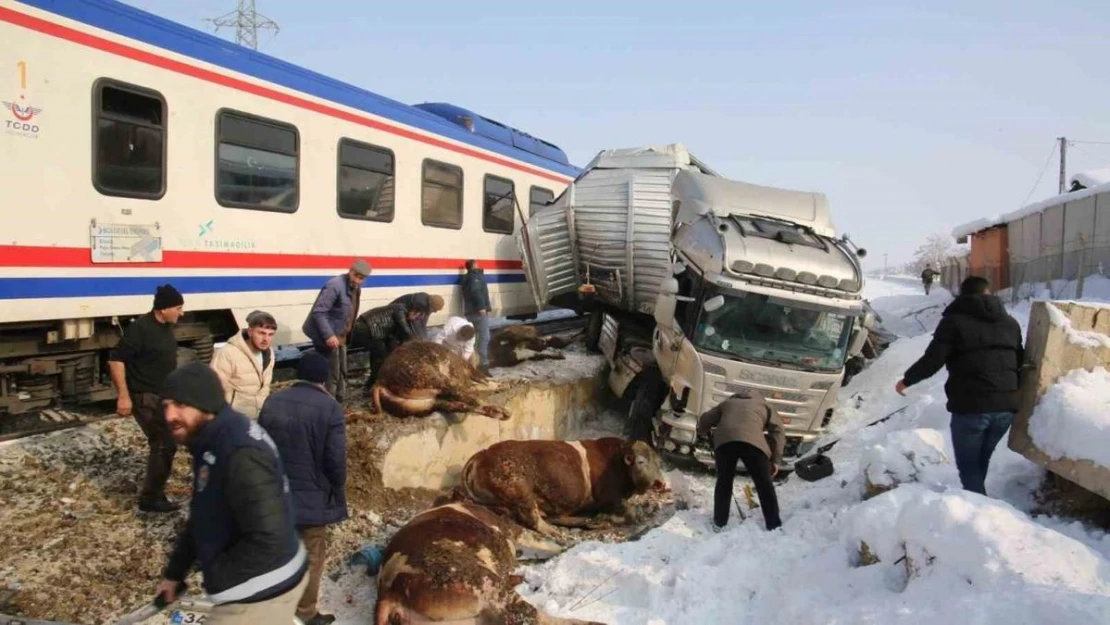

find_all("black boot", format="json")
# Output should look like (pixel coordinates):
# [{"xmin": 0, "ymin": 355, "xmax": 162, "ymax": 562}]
[{"xmin": 139, "ymin": 495, "xmax": 181, "ymax": 513}]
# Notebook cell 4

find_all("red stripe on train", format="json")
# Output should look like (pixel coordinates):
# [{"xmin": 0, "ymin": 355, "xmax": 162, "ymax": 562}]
[
  {"xmin": 0, "ymin": 246, "xmax": 524, "ymax": 271},
  {"xmin": 0, "ymin": 6, "xmax": 572, "ymax": 184}
]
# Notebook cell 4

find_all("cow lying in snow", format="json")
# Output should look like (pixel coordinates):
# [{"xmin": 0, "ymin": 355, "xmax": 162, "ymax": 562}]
[
  {"xmin": 453, "ymin": 438, "xmax": 667, "ymax": 536},
  {"xmin": 374, "ymin": 500, "xmax": 605, "ymax": 625},
  {"xmin": 488, "ymin": 325, "xmax": 570, "ymax": 368},
  {"xmin": 369, "ymin": 341, "xmax": 510, "ymax": 420}
]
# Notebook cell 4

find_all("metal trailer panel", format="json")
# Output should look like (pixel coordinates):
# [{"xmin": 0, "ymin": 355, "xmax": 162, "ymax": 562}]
[
  {"xmin": 517, "ymin": 144, "xmax": 715, "ymax": 313},
  {"xmin": 1041, "ymin": 204, "xmax": 1066, "ymax": 281},
  {"xmin": 1019, "ymin": 212, "xmax": 1043, "ymax": 283},
  {"xmin": 1094, "ymin": 191, "xmax": 1110, "ymax": 274}
]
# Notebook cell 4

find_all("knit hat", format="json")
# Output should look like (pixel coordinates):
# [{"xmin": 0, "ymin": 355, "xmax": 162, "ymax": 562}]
[
  {"xmin": 429, "ymin": 294, "xmax": 445, "ymax": 312},
  {"xmin": 297, "ymin": 350, "xmax": 330, "ymax": 385},
  {"xmin": 153, "ymin": 284, "xmax": 184, "ymax": 310},
  {"xmin": 161, "ymin": 362, "xmax": 227, "ymax": 414},
  {"xmin": 351, "ymin": 259, "xmax": 372, "ymax": 276}
]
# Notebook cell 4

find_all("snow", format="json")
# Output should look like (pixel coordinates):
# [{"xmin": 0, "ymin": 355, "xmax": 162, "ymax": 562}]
[
  {"xmin": 1072, "ymin": 168, "xmax": 1110, "ymax": 189},
  {"xmin": 1028, "ymin": 367, "xmax": 1110, "ymax": 467},
  {"xmin": 860, "ymin": 428, "xmax": 954, "ymax": 493},
  {"xmin": 1044, "ymin": 301, "xmax": 1110, "ymax": 349},
  {"xmin": 951, "ymin": 179, "xmax": 1110, "ymax": 239},
  {"xmin": 308, "ymin": 277, "xmax": 1110, "ymax": 624}
]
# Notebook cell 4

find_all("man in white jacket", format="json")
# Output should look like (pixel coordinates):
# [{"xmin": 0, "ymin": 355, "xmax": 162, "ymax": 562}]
[
  {"xmin": 210, "ymin": 310, "xmax": 277, "ymax": 419},
  {"xmin": 431, "ymin": 316, "xmax": 477, "ymax": 365}
]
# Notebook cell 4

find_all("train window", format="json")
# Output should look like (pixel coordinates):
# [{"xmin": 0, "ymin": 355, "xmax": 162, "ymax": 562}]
[
  {"xmin": 421, "ymin": 159, "xmax": 463, "ymax": 229},
  {"xmin": 337, "ymin": 139, "xmax": 395, "ymax": 222},
  {"xmin": 529, "ymin": 186, "xmax": 554, "ymax": 217},
  {"xmin": 215, "ymin": 109, "xmax": 298, "ymax": 213},
  {"xmin": 92, "ymin": 80, "xmax": 167, "ymax": 199},
  {"xmin": 483, "ymin": 175, "xmax": 516, "ymax": 234}
]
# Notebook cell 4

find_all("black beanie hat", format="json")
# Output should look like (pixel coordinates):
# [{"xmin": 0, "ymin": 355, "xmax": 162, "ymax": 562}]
[
  {"xmin": 153, "ymin": 284, "xmax": 184, "ymax": 310},
  {"xmin": 161, "ymin": 362, "xmax": 227, "ymax": 415},
  {"xmin": 297, "ymin": 350, "xmax": 330, "ymax": 385}
]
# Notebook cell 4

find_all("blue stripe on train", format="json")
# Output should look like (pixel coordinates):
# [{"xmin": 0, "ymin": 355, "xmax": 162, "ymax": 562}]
[{"xmin": 0, "ymin": 273, "xmax": 526, "ymax": 300}]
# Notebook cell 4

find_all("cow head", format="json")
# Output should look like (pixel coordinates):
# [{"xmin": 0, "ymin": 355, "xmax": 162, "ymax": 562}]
[{"xmin": 623, "ymin": 440, "xmax": 666, "ymax": 493}]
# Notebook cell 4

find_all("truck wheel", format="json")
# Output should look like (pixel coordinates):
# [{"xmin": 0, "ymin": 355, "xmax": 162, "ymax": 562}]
[
  {"xmin": 584, "ymin": 312, "xmax": 604, "ymax": 353},
  {"xmin": 627, "ymin": 370, "xmax": 664, "ymax": 442}
]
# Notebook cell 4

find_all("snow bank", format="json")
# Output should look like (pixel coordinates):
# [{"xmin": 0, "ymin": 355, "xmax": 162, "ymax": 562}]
[
  {"xmin": 1072, "ymin": 168, "xmax": 1110, "ymax": 189},
  {"xmin": 1028, "ymin": 367, "xmax": 1110, "ymax": 467},
  {"xmin": 860, "ymin": 428, "xmax": 954, "ymax": 497}
]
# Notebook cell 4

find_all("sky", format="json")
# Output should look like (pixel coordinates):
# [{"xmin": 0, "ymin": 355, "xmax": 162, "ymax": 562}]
[{"xmin": 118, "ymin": 0, "xmax": 1110, "ymax": 268}]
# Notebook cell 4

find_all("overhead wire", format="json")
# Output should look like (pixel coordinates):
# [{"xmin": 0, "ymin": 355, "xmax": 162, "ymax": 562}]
[{"xmin": 1018, "ymin": 140, "xmax": 1058, "ymax": 208}]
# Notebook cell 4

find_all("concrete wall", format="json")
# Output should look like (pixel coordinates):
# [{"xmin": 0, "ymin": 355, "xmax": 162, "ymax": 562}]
[{"xmin": 1008, "ymin": 301, "xmax": 1110, "ymax": 501}]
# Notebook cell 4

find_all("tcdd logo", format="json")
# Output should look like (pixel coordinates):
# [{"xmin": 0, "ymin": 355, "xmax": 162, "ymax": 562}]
[{"xmin": 3, "ymin": 98, "xmax": 43, "ymax": 135}]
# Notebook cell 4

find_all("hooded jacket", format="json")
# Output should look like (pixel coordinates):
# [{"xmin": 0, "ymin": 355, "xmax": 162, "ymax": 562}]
[
  {"xmin": 902, "ymin": 293, "xmax": 1024, "ymax": 414},
  {"xmin": 695, "ymin": 388, "xmax": 786, "ymax": 466},
  {"xmin": 461, "ymin": 268, "xmax": 491, "ymax": 316},
  {"xmin": 210, "ymin": 330, "xmax": 275, "ymax": 419}
]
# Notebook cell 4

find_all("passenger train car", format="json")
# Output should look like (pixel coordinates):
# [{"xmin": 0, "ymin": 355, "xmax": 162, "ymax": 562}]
[{"xmin": 0, "ymin": 0, "xmax": 581, "ymax": 416}]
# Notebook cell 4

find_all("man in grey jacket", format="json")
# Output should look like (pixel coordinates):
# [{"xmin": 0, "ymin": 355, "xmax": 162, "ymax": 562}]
[
  {"xmin": 301, "ymin": 260, "xmax": 371, "ymax": 403},
  {"xmin": 696, "ymin": 388, "xmax": 786, "ymax": 531}
]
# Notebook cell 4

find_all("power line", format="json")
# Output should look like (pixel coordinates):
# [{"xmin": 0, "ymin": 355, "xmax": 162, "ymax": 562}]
[
  {"xmin": 205, "ymin": 0, "xmax": 278, "ymax": 51},
  {"xmin": 1069, "ymin": 140, "xmax": 1110, "ymax": 146},
  {"xmin": 1019, "ymin": 140, "xmax": 1057, "ymax": 207}
]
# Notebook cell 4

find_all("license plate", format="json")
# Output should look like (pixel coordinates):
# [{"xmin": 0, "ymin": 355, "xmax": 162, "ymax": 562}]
[{"xmin": 170, "ymin": 610, "xmax": 208, "ymax": 624}]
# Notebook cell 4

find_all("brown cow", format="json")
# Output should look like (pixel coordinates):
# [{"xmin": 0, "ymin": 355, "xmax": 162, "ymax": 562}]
[
  {"xmin": 488, "ymin": 325, "xmax": 570, "ymax": 368},
  {"xmin": 374, "ymin": 500, "xmax": 605, "ymax": 625},
  {"xmin": 455, "ymin": 438, "xmax": 667, "ymax": 536},
  {"xmin": 370, "ymin": 340, "xmax": 510, "ymax": 420}
]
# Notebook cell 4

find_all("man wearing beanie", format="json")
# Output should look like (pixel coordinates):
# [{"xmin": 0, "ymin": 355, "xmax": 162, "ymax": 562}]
[
  {"xmin": 302, "ymin": 260, "xmax": 371, "ymax": 402},
  {"xmin": 156, "ymin": 363, "xmax": 309, "ymax": 623},
  {"xmin": 389, "ymin": 291, "xmax": 445, "ymax": 339},
  {"xmin": 258, "ymin": 351, "xmax": 347, "ymax": 625},
  {"xmin": 107, "ymin": 283, "xmax": 186, "ymax": 513}
]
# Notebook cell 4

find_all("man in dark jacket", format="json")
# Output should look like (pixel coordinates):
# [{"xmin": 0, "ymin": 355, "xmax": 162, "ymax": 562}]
[
  {"xmin": 107, "ymin": 283, "xmax": 185, "ymax": 513},
  {"xmin": 921, "ymin": 264, "xmax": 940, "ymax": 295},
  {"xmin": 259, "ymin": 351, "xmax": 347, "ymax": 625},
  {"xmin": 155, "ymin": 363, "xmax": 308, "ymax": 623},
  {"xmin": 461, "ymin": 259, "xmax": 492, "ymax": 374},
  {"xmin": 896, "ymin": 275, "xmax": 1024, "ymax": 496},
  {"xmin": 696, "ymin": 388, "xmax": 786, "ymax": 532},
  {"xmin": 389, "ymin": 292, "xmax": 445, "ymax": 340},
  {"xmin": 352, "ymin": 302, "xmax": 422, "ymax": 390},
  {"xmin": 302, "ymin": 260, "xmax": 371, "ymax": 403}
]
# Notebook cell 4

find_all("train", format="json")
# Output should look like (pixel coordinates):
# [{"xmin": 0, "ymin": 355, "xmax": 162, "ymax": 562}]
[{"xmin": 0, "ymin": 0, "xmax": 581, "ymax": 417}]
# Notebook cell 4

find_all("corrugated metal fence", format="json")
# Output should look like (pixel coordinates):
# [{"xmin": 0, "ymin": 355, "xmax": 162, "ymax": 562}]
[{"xmin": 943, "ymin": 186, "xmax": 1110, "ymax": 300}]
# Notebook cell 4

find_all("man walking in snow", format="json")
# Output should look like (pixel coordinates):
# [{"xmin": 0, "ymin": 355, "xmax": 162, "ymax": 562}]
[
  {"xmin": 895, "ymin": 275, "xmax": 1024, "ymax": 496},
  {"xmin": 921, "ymin": 263, "xmax": 940, "ymax": 295}
]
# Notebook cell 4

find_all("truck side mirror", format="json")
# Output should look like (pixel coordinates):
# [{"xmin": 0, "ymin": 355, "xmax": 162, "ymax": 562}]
[
  {"xmin": 654, "ymin": 292, "xmax": 677, "ymax": 327},
  {"xmin": 862, "ymin": 310, "xmax": 876, "ymax": 330},
  {"xmin": 848, "ymin": 327, "xmax": 868, "ymax": 356},
  {"xmin": 703, "ymin": 295, "xmax": 725, "ymax": 313},
  {"xmin": 660, "ymin": 278, "xmax": 680, "ymax": 295},
  {"xmin": 672, "ymin": 261, "xmax": 687, "ymax": 275}
]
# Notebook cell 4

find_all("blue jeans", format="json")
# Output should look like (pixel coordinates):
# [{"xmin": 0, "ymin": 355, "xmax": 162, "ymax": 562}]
[
  {"xmin": 466, "ymin": 313, "xmax": 491, "ymax": 369},
  {"xmin": 950, "ymin": 412, "xmax": 1014, "ymax": 495}
]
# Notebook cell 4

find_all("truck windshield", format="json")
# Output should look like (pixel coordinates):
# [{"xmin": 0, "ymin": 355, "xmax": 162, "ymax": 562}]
[{"xmin": 692, "ymin": 288, "xmax": 854, "ymax": 372}]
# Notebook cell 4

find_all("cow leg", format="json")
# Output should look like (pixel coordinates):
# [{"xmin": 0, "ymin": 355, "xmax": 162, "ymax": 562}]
[
  {"xmin": 546, "ymin": 514, "xmax": 605, "ymax": 529},
  {"xmin": 433, "ymin": 389, "xmax": 511, "ymax": 421},
  {"xmin": 375, "ymin": 386, "xmax": 439, "ymax": 417},
  {"xmin": 502, "ymin": 596, "xmax": 607, "ymax": 625},
  {"xmin": 514, "ymin": 531, "xmax": 568, "ymax": 561}
]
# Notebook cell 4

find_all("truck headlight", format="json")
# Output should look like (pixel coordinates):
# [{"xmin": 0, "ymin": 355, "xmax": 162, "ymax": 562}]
[{"xmin": 670, "ymin": 428, "xmax": 696, "ymax": 443}]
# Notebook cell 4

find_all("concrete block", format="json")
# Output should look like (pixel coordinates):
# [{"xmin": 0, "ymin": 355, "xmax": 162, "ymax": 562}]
[{"xmin": 1008, "ymin": 300, "xmax": 1110, "ymax": 500}]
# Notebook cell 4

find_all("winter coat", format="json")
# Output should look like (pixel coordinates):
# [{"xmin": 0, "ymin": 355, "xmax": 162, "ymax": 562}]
[
  {"xmin": 902, "ymin": 293, "xmax": 1024, "ymax": 414},
  {"xmin": 163, "ymin": 407, "xmax": 307, "ymax": 604},
  {"xmin": 695, "ymin": 388, "xmax": 786, "ymax": 466},
  {"xmin": 210, "ymin": 330, "xmax": 274, "ymax": 419},
  {"xmin": 258, "ymin": 382, "xmax": 348, "ymax": 528},
  {"xmin": 431, "ymin": 316, "xmax": 476, "ymax": 361},
  {"xmin": 389, "ymin": 293, "xmax": 433, "ymax": 339},
  {"xmin": 921, "ymin": 268, "xmax": 939, "ymax": 283},
  {"xmin": 302, "ymin": 274, "xmax": 361, "ymax": 350},
  {"xmin": 355, "ymin": 304, "xmax": 417, "ymax": 342},
  {"xmin": 461, "ymin": 268, "xmax": 491, "ymax": 316}
]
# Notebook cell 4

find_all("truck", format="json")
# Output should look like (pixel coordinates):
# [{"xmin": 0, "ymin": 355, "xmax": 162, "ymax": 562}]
[{"xmin": 516, "ymin": 144, "xmax": 873, "ymax": 469}]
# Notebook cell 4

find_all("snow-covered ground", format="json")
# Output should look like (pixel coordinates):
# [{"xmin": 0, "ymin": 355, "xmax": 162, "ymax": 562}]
[
  {"xmin": 508, "ymin": 278, "xmax": 1110, "ymax": 624},
  {"xmin": 312, "ymin": 277, "xmax": 1110, "ymax": 624}
]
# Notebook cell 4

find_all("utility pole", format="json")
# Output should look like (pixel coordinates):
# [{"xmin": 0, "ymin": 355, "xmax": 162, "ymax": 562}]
[
  {"xmin": 1058, "ymin": 136, "xmax": 1068, "ymax": 194},
  {"xmin": 206, "ymin": 0, "xmax": 279, "ymax": 51}
]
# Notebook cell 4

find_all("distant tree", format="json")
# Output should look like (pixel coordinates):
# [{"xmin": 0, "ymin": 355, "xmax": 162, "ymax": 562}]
[{"xmin": 911, "ymin": 233, "xmax": 957, "ymax": 274}]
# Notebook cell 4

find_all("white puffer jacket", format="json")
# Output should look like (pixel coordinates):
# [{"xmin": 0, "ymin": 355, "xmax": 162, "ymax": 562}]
[{"xmin": 210, "ymin": 331, "xmax": 275, "ymax": 419}]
